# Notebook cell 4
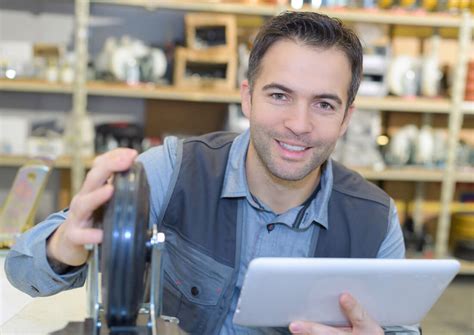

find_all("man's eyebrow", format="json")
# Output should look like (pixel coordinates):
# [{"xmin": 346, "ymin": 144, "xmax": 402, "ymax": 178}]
[
  {"xmin": 261, "ymin": 83, "xmax": 344, "ymax": 106},
  {"xmin": 261, "ymin": 83, "xmax": 294, "ymax": 94}
]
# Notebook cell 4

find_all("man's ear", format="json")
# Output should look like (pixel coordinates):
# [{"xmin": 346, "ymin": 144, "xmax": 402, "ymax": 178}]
[
  {"xmin": 339, "ymin": 104, "xmax": 355, "ymax": 137},
  {"xmin": 240, "ymin": 79, "xmax": 252, "ymax": 119}
]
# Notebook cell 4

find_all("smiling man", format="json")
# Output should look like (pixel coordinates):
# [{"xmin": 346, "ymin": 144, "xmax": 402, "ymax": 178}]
[
  {"xmin": 6, "ymin": 11, "xmax": 418, "ymax": 335},
  {"xmin": 241, "ymin": 39, "xmax": 354, "ymax": 214}
]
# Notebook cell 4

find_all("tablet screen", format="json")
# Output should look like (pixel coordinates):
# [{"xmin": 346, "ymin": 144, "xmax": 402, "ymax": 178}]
[{"xmin": 233, "ymin": 258, "xmax": 460, "ymax": 327}]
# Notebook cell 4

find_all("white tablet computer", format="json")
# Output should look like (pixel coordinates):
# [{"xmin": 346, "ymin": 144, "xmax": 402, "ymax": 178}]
[{"xmin": 233, "ymin": 258, "xmax": 460, "ymax": 327}]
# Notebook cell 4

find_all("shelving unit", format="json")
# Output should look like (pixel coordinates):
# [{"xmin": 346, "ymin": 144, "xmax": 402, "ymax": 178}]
[
  {"xmin": 1, "ymin": 1, "xmax": 473, "ymax": 272},
  {"xmin": 2, "ymin": 79, "xmax": 473, "ymax": 113}
]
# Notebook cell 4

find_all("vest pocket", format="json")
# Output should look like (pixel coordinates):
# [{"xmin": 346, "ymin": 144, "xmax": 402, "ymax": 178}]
[
  {"xmin": 162, "ymin": 233, "xmax": 233, "ymax": 334},
  {"xmin": 162, "ymin": 272, "xmax": 182, "ymax": 318}
]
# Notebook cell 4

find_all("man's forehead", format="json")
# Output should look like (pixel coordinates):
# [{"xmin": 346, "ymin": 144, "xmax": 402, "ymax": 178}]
[{"xmin": 255, "ymin": 43, "xmax": 351, "ymax": 98}]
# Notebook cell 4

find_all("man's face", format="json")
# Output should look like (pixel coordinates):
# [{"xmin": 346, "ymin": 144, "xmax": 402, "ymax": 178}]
[{"xmin": 241, "ymin": 39, "xmax": 354, "ymax": 182}]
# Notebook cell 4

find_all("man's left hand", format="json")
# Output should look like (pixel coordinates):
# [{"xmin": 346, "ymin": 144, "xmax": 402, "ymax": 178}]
[{"xmin": 288, "ymin": 293, "xmax": 384, "ymax": 334}]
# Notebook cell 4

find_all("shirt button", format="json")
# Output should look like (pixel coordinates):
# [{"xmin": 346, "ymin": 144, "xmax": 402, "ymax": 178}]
[
  {"xmin": 267, "ymin": 224, "xmax": 275, "ymax": 232},
  {"xmin": 191, "ymin": 286, "xmax": 199, "ymax": 296}
]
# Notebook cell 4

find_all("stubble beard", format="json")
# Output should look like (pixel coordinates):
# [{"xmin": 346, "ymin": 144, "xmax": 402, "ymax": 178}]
[{"xmin": 249, "ymin": 124, "xmax": 335, "ymax": 182}]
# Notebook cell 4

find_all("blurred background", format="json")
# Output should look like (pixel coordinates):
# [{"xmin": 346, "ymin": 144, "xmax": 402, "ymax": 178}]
[{"xmin": 0, "ymin": 1, "xmax": 473, "ymax": 333}]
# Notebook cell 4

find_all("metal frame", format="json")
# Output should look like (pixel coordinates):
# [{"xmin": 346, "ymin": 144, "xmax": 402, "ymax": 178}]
[
  {"xmin": 87, "ymin": 226, "xmax": 170, "ymax": 334},
  {"xmin": 71, "ymin": 0, "xmax": 90, "ymax": 194},
  {"xmin": 436, "ymin": 12, "xmax": 473, "ymax": 258}
]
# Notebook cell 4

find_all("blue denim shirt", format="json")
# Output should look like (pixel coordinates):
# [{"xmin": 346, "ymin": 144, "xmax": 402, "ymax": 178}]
[{"xmin": 6, "ymin": 129, "xmax": 417, "ymax": 334}]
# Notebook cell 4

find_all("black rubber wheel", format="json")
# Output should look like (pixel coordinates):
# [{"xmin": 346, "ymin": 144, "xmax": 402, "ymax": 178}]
[{"xmin": 101, "ymin": 161, "xmax": 150, "ymax": 328}]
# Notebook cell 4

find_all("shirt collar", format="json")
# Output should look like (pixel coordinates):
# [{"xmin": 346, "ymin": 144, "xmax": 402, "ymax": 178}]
[
  {"xmin": 221, "ymin": 129, "xmax": 251, "ymax": 199},
  {"xmin": 221, "ymin": 129, "xmax": 332, "ymax": 229}
]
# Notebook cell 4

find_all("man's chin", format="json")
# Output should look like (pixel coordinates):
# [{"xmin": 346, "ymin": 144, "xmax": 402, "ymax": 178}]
[
  {"xmin": 269, "ymin": 157, "xmax": 326, "ymax": 182},
  {"xmin": 267, "ymin": 166, "xmax": 313, "ymax": 182}
]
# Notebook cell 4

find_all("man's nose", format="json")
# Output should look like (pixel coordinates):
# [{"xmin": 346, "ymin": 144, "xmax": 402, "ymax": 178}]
[{"xmin": 283, "ymin": 103, "xmax": 313, "ymax": 135}]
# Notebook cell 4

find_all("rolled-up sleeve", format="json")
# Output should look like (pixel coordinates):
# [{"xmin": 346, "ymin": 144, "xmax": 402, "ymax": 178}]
[
  {"xmin": 5, "ymin": 210, "xmax": 87, "ymax": 297},
  {"xmin": 377, "ymin": 198, "xmax": 405, "ymax": 259}
]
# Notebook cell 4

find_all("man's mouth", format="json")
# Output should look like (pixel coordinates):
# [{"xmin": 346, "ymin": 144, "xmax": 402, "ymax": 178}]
[{"xmin": 277, "ymin": 140, "xmax": 309, "ymax": 152}]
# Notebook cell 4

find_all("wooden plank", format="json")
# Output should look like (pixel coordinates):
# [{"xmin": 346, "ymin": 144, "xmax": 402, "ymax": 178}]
[
  {"xmin": 174, "ymin": 47, "xmax": 237, "ymax": 90},
  {"xmin": 0, "ymin": 79, "xmax": 462, "ymax": 111},
  {"xmin": 185, "ymin": 13, "xmax": 237, "ymax": 50},
  {"xmin": 0, "ymin": 79, "xmax": 72, "ymax": 94},
  {"xmin": 0, "ymin": 155, "xmax": 93, "ymax": 169},
  {"xmin": 91, "ymin": 1, "xmax": 466, "ymax": 28}
]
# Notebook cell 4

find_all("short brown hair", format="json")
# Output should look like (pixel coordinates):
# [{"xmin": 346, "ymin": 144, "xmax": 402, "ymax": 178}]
[{"xmin": 248, "ymin": 11, "xmax": 363, "ymax": 107}]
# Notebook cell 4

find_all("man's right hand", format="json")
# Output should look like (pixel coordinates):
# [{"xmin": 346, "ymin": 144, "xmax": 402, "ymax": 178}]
[{"xmin": 46, "ymin": 148, "xmax": 138, "ymax": 267}]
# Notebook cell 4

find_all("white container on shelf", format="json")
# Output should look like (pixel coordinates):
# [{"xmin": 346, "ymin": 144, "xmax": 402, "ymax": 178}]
[
  {"xmin": 0, "ymin": 116, "xmax": 29, "ymax": 155},
  {"xmin": 26, "ymin": 136, "xmax": 65, "ymax": 157}
]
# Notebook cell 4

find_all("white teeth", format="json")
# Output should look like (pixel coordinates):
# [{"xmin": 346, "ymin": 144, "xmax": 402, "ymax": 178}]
[{"xmin": 279, "ymin": 141, "xmax": 306, "ymax": 152}]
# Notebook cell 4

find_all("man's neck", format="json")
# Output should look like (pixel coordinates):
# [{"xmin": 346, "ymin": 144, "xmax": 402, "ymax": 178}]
[{"xmin": 245, "ymin": 147, "xmax": 321, "ymax": 214}]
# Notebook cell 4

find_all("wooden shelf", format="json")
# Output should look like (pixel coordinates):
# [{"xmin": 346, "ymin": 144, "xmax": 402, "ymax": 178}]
[
  {"xmin": 0, "ymin": 79, "xmax": 72, "ymax": 94},
  {"xmin": 462, "ymin": 101, "xmax": 474, "ymax": 115},
  {"xmin": 83, "ymin": 86, "xmax": 474, "ymax": 114},
  {"xmin": 0, "ymin": 79, "xmax": 241, "ymax": 103},
  {"xmin": 355, "ymin": 166, "xmax": 474, "ymax": 183},
  {"xmin": 87, "ymin": 81, "xmax": 241, "ymax": 103},
  {"xmin": 91, "ymin": 1, "xmax": 468, "ymax": 28},
  {"xmin": 0, "ymin": 155, "xmax": 93, "ymax": 169},
  {"xmin": 459, "ymin": 259, "xmax": 474, "ymax": 275},
  {"xmin": 2, "ymin": 79, "xmax": 468, "ymax": 112},
  {"xmin": 1, "ymin": 154, "xmax": 472, "ymax": 184},
  {"xmin": 456, "ymin": 170, "xmax": 474, "ymax": 183},
  {"xmin": 316, "ymin": 7, "xmax": 468, "ymax": 28},
  {"xmin": 92, "ymin": 0, "xmax": 280, "ymax": 16},
  {"xmin": 355, "ymin": 96, "xmax": 452, "ymax": 113},
  {"xmin": 356, "ymin": 167, "xmax": 444, "ymax": 182}
]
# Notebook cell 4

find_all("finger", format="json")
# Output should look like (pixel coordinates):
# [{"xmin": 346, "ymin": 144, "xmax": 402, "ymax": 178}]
[
  {"xmin": 81, "ymin": 148, "xmax": 138, "ymax": 194},
  {"xmin": 339, "ymin": 293, "xmax": 380, "ymax": 332},
  {"xmin": 92, "ymin": 147, "xmax": 138, "ymax": 169},
  {"xmin": 67, "ymin": 226, "xmax": 104, "ymax": 245},
  {"xmin": 289, "ymin": 321, "xmax": 342, "ymax": 334},
  {"xmin": 70, "ymin": 184, "xmax": 114, "ymax": 222}
]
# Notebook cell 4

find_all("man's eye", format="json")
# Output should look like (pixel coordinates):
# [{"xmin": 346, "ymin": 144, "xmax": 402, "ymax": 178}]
[
  {"xmin": 318, "ymin": 101, "xmax": 334, "ymax": 110},
  {"xmin": 270, "ymin": 93, "xmax": 287, "ymax": 100}
]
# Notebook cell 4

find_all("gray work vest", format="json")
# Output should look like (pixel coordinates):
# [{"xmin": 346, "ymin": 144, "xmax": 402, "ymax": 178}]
[{"xmin": 158, "ymin": 132, "xmax": 390, "ymax": 334}]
